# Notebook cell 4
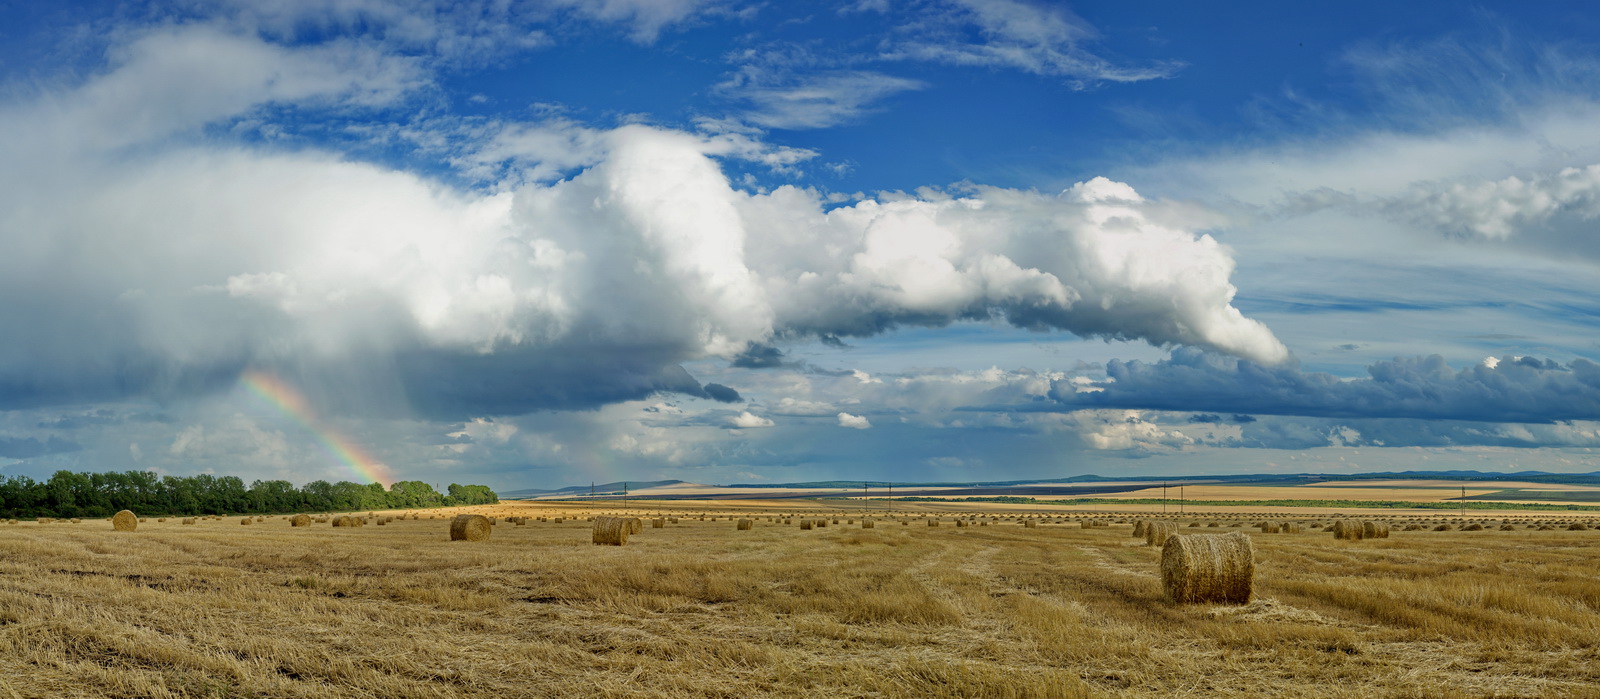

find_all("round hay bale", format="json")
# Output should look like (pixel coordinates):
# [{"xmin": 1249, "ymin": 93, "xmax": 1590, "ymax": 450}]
[
  {"xmin": 862, "ymin": 520, "xmax": 875, "ymax": 529},
  {"xmin": 736, "ymin": 519, "xmax": 753, "ymax": 530},
  {"xmin": 289, "ymin": 514, "xmax": 312, "ymax": 527},
  {"xmin": 111, "ymin": 510, "xmax": 138, "ymax": 532},
  {"xmin": 1162, "ymin": 532, "xmax": 1255, "ymax": 604},
  {"xmin": 652, "ymin": 518, "xmax": 665, "ymax": 529},
  {"xmin": 1332, "ymin": 519, "xmax": 1365, "ymax": 540},
  {"xmin": 1145, "ymin": 521, "xmax": 1178, "ymax": 547},
  {"xmin": 1463, "ymin": 523, "xmax": 1484, "ymax": 531},
  {"xmin": 240, "ymin": 517, "xmax": 252, "ymax": 525},
  {"xmin": 1362, "ymin": 521, "xmax": 1390, "ymax": 538},
  {"xmin": 1258, "ymin": 522, "xmax": 1281, "ymax": 534},
  {"xmin": 1024, "ymin": 520, "xmax": 1037, "ymax": 529},
  {"xmin": 800, "ymin": 520, "xmax": 814, "ymax": 530},
  {"xmin": 1132, "ymin": 521, "xmax": 1148, "ymax": 537},
  {"xmin": 450, "ymin": 514, "xmax": 492, "ymax": 542},
  {"xmin": 592, "ymin": 516, "xmax": 629, "ymax": 545},
  {"xmin": 1567, "ymin": 522, "xmax": 1589, "ymax": 531},
  {"xmin": 928, "ymin": 519, "xmax": 940, "ymax": 527}
]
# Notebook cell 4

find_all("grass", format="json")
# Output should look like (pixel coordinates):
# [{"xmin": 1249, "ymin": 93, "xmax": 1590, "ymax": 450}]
[{"xmin": 3, "ymin": 506, "xmax": 1600, "ymax": 697}]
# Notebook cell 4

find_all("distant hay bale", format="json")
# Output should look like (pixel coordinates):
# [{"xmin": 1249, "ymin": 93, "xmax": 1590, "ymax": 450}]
[
  {"xmin": 332, "ymin": 515, "xmax": 354, "ymax": 527},
  {"xmin": 592, "ymin": 516, "xmax": 629, "ymax": 545},
  {"xmin": 240, "ymin": 517, "xmax": 252, "ymax": 525},
  {"xmin": 1362, "ymin": 521, "xmax": 1390, "ymax": 538},
  {"xmin": 1499, "ymin": 524, "xmax": 1516, "ymax": 531},
  {"xmin": 1403, "ymin": 523, "xmax": 1424, "ymax": 531},
  {"xmin": 1332, "ymin": 520, "xmax": 1365, "ymax": 540},
  {"xmin": 862, "ymin": 520, "xmax": 875, "ymax": 529},
  {"xmin": 70, "ymin": 518, "xmax": 81, "ymax": 523},
  {"xmin": 1258, "ymin": 522, "xmax": 1281, "ymax": 534},
  {"xmin": 1567, "ymin": 522, "xmax": 1589, "ymax": 531},
  {"xmin": 450, "ymin": 514, "xmax": 492, "ymax": 542},
  {"xmin": 111, "ymin": 510, "xmax": 138, "ymax": 532},
  {"xmin": 1145, "ymin": 521, "xmax": 1178, "ymax": 547},
  {"xmin": 1133, "ymin": 521, "xmax": 1149, "ymax": 537},
  {"xmin": 1023, "ymin": 520, "xmax": 1036, "ymax": 529},
  {"xmin": 625, "ymin": 518, "xmax": 643, "ymax": 534},
  {"xmin": 736, "ymin": 519, "xmax": 753, "ymax": 530},
  {"xmin": 1463, "ymin": 523, "xmax": 1485, "ymax": 531},
  {"xmin": 1433, "ymin": 524, "xmax": 1453, "ymax": 531},
  {"xmin": 928, "ymin": 519, "xmax": 939, "ymax": 527},
  {"xmin": 157, "ymin": 518, "xmax": 167, "ymax": 523},
  {"xmin": 1162, "ymin": 532, "xmax": 1255, "ymax": 604},
  {"xmin": 956, "ymin": 520, "xmax": 968, "ymax": 528},
  {"xmin": 652, "ymin": 518, "xmax": 665, "ymax": 528},
  {"xmin": 800, "ymin": 520, "xmax": 814, "ymax": 530},
  {"xmin": 1207, "ymin": 522, "xmax": 1220, "ymax": 528},
  {"xmin": 1188, "ymin": 522, "xmax": 1201, "ymax": 528},
  {"xmin": 1283, "ymin": 523, "xmax": 1304, "ymax": 534},
  {"xmin": 817, "ymin": 520, "xmax": 828, "ymax": 528}
]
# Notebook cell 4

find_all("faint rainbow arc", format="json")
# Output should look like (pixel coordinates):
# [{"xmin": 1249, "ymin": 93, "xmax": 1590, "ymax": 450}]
[{"xmin": 240, "ymin": 370, "xmax": 394, "ymax": 486}]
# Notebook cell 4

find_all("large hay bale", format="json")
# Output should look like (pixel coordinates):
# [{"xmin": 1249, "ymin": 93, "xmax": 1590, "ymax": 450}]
[
  {"xmin": 1259, "ymin": 522, "xmax": 1281, "ymax": 534},
  {"xmin": 450, "ymin": 514, "xmax": 492, "ymax": 542},
  {"xmin": 1567, "ymin": 522, "xmax": 1589, "ymax": 531},
  {"xmin": 652, "ymin": 518, "xmax": 665, "ymax": 529},
  {"xmin": 800, "ymin": 520, "xmax": 814, "ymax": 530},
  {"xmin": 111, "ymin": 510, "xmax": 138, "ymax": 532},
  {"xmin": 1332, "ymin": 519, "xmax": 1365, "ymax": 540},
  {"xmin": 1133, "ymin": 520, "xmax": 1149, "ymax": 537},
  {"xmin": 240, "ymin": 517, "xmax": 252, "ymax": 525},
  {"xmin": 592, "ymin": 516, "xmax": 629, "ymax": 545},
  {"xmin": 1145, "ymin": 521, "xmax": 1178, "ymax": 547},
  {"xmin": 862, "ymin": 520, "xmax": 875, "ymax": 529},
  {"xmin": 1024, "ymin": 520, "xmax": 1037, "ymax": 529},
  {"xmin": 626, "ymin": 517, "xmax": 643, "ymax": 534},
  {"xmin": 1162, "ymin": 532, "xmax": 1255, "ymax": 604},
  {"xmin": 1362, "ymin": 521, "xmax": 1390, "ymax": 538},
  {"xmin": 736, "ymin": 519, "xmax": 753, "ymax": 530}
]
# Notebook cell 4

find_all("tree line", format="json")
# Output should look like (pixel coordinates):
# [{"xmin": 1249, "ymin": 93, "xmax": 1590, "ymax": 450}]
[{"xmin": 0, "ymin": 470, "xmax": 498, "ymax": 519}]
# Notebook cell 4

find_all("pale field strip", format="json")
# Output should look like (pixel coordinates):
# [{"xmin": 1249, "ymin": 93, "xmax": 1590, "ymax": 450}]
[{"xmin": 4, "ymin": 502, "xmax": 1600, "ymax": 697}]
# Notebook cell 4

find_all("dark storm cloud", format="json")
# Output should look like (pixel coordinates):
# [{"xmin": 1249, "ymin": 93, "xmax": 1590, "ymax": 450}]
[{"xmin": 1049, "ymin": 348, "xmax": 1600, "ymax": 423}]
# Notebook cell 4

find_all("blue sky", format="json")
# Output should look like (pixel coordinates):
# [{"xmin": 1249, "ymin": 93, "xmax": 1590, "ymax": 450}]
[{"xmin": 5, "ymin": 1, "xmax": 1600, "ymax": 490}]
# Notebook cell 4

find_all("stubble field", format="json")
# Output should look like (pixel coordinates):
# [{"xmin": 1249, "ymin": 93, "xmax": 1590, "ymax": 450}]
[{"xmin": 3, "ymin": 501, "xmax": 1600, "ymax": 698}]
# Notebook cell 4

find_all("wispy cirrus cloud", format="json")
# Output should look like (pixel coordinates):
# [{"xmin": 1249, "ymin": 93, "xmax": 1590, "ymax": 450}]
[{"xmin": 881, "ymin": 0, "xmax": 1181, "ymax": 87}]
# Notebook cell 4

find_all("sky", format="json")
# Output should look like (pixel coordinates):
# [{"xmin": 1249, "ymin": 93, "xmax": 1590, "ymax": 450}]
[{"xmin": 5, "ymin": 1, "xmax": 1600, "ymax": 491}]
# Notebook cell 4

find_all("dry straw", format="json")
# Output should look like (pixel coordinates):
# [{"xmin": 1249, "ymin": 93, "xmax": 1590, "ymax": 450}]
[
  {"xmin": 1362, "ymin": 521, "xmax": 1391, "ymax": 538},
  {"xmin": 862, "ymin": 520, "xmax": 875, "ymax": 529},
  {"xmin": 1145, "ymin": 521, "xmax": 1178, "ymax": 547},
  {"xmin": 800, "ymin": 520, "xmax": 814, "ymax": 530},
  {"xmin": 1162, "ymin": 532, "xmax": 1255, "ymax": 604},
  {"xmin": 626, "ymin": 518, "xmax": 643, "ymax": 534},
  {"xmin": 652, "ymin": 518, "xmax": 665, "ymax": 529},
  {"xmin": 111, "ymin": 510, "xmax": 138, "ymax": 532},
  {"xmin": 592, "ymin": 516, "xmax": 629, "ymax": 545},
  {"xmin": 1133, "ymin": 520, "xmax": 1148, "ymax": 537},
  {"xmin": 240, "ymin": 517, "xmax": 252, "ymax": 525},
  {"xmin": 450, "ymin": 514, "xmax": 492, "ymax": 542},
  {"xmin": 736, "ymin": 519, "xmax": 753, "ymax": 530}
]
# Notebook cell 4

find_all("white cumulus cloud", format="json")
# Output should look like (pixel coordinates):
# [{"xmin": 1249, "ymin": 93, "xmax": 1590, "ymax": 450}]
[{"xmin": 837, "ymin": 412, "xmax": 873, "ymax": 429}]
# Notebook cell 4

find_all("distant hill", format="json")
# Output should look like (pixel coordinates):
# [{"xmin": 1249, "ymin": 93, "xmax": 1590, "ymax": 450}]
[
  {"xmin": 499, "ymin": 480, "xmax": 684, "ymax": 498},
  {"xmin": 502, "ymin": 470, "xmax": 1600, "ymax": 497}
]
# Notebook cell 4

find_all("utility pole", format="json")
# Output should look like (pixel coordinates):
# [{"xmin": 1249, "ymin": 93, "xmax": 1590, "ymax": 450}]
[
  {"xmin": 1162, "ymin": 482, "xmax": 1167, "ymax": 514},
  {"xmin": 888, "ymin": 482, "xmax": 893, "ymax": 514},
  {"xmin": 623, "ymin": 482, "xmax": 629, "ymax": 511},
  {"xmin": 1180, "ymin": 485, "xmax": 1184, "ymax": 515},
  {"xmin": 1461, "ymin": 485, "xmax": 1466, "ymax": 517},
  {"xmin": 863, "ymin": 482, "xmax": 868, "ymax": 515}
]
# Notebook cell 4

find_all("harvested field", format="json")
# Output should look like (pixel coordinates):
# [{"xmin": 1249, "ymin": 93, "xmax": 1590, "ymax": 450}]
[{"xmin": 2, "ymin": 502, "xmax": 1599, "ymax": 697}]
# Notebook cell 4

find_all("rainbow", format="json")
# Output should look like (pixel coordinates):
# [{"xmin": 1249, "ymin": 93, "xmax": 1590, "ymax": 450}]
[{"xmin": 240, "ymin": 370, "xmax": 394, "ymax": 486}]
